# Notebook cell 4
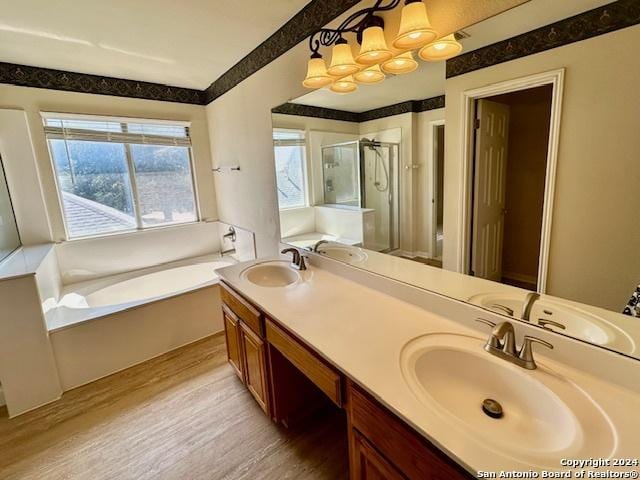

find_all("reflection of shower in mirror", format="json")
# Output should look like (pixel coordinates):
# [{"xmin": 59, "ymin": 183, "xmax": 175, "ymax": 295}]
[{"xmin": 362, "ymin": 138, "xmax": 389, "ymax": 193}]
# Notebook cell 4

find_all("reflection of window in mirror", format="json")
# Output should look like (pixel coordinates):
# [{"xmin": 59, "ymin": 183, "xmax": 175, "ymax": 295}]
[
  {"xmin": 0, "ymin": 154, "xmax": 21, "ymax": 262},
  {"xmin": 273, "ymin": 129, "xmax": 308, "ymax": 210}
]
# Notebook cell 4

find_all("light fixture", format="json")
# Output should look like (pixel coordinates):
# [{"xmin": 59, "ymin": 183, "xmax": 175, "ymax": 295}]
[
  {"xmin": 302, "ymin": 53, "xmax": 333, "ymax": 88},
  {"xmin": 330, "ymin": 75, "xmax": 358, "ymax": 94},
  {"xmin": 303, "ymin": 0, "xmax": 462, "ymax": 93},
  {"xmin": 381, "ymin": 51, "xmax": 418, "ymax": 74},
  {"xmin": 419, "ymin": 33, "xmax": 463, "ymax": 61},
  {"xmin": 356, "ymin": 26, "xmax": 393, "ymax": 65},
  {"xmin": 393, "ymin": 0, "xmax": 437, "ymax": 50},
  {"xmin": 354, "ymin": 64, "xmax": 385, "ymax": 84},
  {"xmin": 327, "ymin": 39, "xmax": 359, "ymax": 76}
]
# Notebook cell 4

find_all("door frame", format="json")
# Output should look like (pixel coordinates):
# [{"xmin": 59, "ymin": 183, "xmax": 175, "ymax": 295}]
[
  {"xmin": 456, "ymin": 68, "xmax": 564, "ymax": 293},
  {"xmin": 427, "ymin": 120, "xmax": 445, "ymax": 258}
]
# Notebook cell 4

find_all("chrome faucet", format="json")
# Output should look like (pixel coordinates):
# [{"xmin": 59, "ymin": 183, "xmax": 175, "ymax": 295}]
[
  {"xmin": 313, "ymin": 240, "xmax": 330, "ymax": 253},
  {"xmin": 221, "ymin": 226, "xmax": 236, "ymax": 256},
  {"xmin": 476, "ymin": 319, "xmax": 553, "ymax": 370},
  {"xmin": 521, "ymin": 292, "xmax": 540, "ymax": 321},
  {"xmin": 488, "ymin": 303, "xmax": 515, "ymax": 317},
  {"xmin": 281, "ymin": 248, "xmax": 307, "ymax": 271}
]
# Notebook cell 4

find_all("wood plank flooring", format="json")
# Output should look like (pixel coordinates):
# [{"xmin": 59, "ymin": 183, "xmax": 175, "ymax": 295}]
[{"xmin": 0, "ymin": 333, "xmax": 349, "ymax": 480}]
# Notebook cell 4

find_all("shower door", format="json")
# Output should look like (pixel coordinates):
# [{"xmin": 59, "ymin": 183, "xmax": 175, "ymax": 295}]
[
  {"xmin": 360, "ymin": 141, "xmax": 399, "ymax": 253},
  {"xmin": 321, "ymin": 141, "xmax": 360, "ymax": 207}
]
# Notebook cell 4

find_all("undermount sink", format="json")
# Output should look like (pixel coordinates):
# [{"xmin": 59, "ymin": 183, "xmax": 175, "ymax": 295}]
[
  {"xmin": 318, "ymin": 245, "xmax": 368, "ymax": 263},
  {"xmin": 400, "ymin": 333, "xmax": 615, "ymax": 467},
  {"xmin": 468, "ymin": 292, "xmax": 635, "ymax": 352},
  {"xmin": 240, "ymin": 261, "xmax": 300, "ymax": 287}
]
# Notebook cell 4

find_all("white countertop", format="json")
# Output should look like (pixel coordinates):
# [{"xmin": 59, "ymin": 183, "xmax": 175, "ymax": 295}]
[
  {"xmin": 217, "ymin": 258, "xmax": 640, "ymax": 475},
  {"xmin": 0, "ymin": 244, "xmax": 54, "ymax": 282}
]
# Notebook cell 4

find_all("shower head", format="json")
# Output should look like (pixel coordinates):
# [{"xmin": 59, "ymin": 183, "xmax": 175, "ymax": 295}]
[{"xmin": 361, "ymin": 138, "xmax": 382, "ymax": 150}]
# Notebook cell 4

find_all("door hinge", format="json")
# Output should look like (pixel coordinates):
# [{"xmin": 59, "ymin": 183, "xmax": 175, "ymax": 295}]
[{"xmin": 474, "ymin": 118, "xmax": 481, "ymax": 129}]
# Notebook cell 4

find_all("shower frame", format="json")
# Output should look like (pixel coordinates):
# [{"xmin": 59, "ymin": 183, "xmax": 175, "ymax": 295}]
[{"xmin": 320, "ymin": 139, "xmax": 400, "ymax": 253}]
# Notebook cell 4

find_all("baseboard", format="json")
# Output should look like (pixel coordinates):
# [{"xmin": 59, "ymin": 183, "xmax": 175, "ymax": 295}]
[
  {"xmin": 394, "ymin": 250, "xmax": 432, "ymax": 259},
  {"xmin": 502, "ymin": 270, "xmax": 537, "ymax": 285}
]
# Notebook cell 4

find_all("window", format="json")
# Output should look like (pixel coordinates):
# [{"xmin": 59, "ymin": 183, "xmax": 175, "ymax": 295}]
[
  {"xmin": 273, "ymin": 129, "xmax": 308, "ymax": 209},
  {"xmin": 44, "ymin": 115, "xmax": 198, "ymax": 238}
]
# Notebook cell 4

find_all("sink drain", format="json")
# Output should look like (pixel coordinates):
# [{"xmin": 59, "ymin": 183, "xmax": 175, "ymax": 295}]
[{"xmin": 482, "ymin": 398, "xmax": 503, "ymax": 419}]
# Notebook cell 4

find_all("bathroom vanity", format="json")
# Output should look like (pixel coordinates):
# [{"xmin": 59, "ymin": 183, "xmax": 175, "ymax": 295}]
[
  {"xmin": 217, "ymin": 258, "xmax": 640, "ymax": 479},
  {"xmin": 220, "ymin": 279, "xmax": 469, "ymax": 479}
]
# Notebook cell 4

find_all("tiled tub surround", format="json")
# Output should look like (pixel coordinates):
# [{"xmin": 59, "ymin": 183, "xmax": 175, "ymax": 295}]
[{"xmin": 216, "ymin": 254, "xmax": 640, "ymax": 475}]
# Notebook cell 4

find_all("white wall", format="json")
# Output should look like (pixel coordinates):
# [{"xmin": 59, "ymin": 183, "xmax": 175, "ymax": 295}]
[
  {"xmin": 56, "ymin": 221, "xmax": 222, "ymax": 284},
  {"xmin": 206, "ymin": 42, "xmax": 312, "ymax": 257},
  {"xmin": 0, "ymin": 84, "xmax": 218, "ymax": 244},
  {"xmin": 443, "ymin": 25, "xmax": 640, "ymax": 310},
  {"xmin": 0, "ymin": 245, "xmax": 62, "ymax": 417},
  {"xmin": 0, "ymin": 109, "xmax": 52, "ymax": 244},
  {"xmin": 416, "ymin": 108, "xmax": 446, "ymax": 257},
  {"xmin": 279, "ymin": 206, "xmax": 315, "ymax": 239}
]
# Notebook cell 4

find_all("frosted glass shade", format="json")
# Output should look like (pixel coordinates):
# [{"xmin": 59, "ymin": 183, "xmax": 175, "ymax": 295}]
[
  {"xmin": 354, "ymin": 64, "xmax": 385, "ymax": 84},
  {"xmin": 330, "ymin": 75, "xmax": 358, "ymax": 94},
  {"xmin": 419, "ymin": 34, "xmax": 463, "ymax": 61},
  {"xmin": 382, "ymin": 51, "xmax": 418, "ymax": 74},
  {"xmin": 356, "ymin": 26, "xmax": 393, "ymax": 65},
  {"xmin": 328, "ymin": 42, "xmax": 359, "ymax": 76},
  {"xmin": 302, "ymin": 57, "xmax": 333, "ymax": 88},
  {"xmin": 393, "ymin": 1, "xmax": 437, "ymax": 50}
]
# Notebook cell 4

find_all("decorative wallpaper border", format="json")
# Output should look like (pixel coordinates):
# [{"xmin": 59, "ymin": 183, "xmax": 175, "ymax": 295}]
[
  {"xmin": 1, "ymin": 1, "xmax": 638, "ymax": 104},
  {"xmin": 202, "ymin": 0, "xmax": 361, "ymax": 104},
  {"xmin": 0, "ymin": 62, "xmax": 205, "ymax": 105},
  {"xmin": 447, "ymin": 0, "xmax": 640, "ymax": 78},
  {"xmin": 272, "ymin": 95, "xmax": 446, "ymax": 123},
  {"xmin": 0, "ymin": 0, "xmax": 359, "ymax": 106},
  {"xmin": 271, "ymin": 102, "xmax": 360, "ymax": 122}
]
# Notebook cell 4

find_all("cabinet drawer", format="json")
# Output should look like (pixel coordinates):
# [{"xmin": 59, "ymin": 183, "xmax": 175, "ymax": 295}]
[
  {"xmin": 220, "ymin": 282, "xmax": 263, "ymax": 337},
  {"xmin": 266, "ymin": 319, "xmax": 342, "ymax": 407},
  {"xmin": 348, "ymin": 382, "xmax": 470, "ymax": 480}
]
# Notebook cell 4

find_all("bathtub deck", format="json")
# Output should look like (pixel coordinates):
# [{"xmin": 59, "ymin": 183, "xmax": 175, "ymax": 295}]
[{"xmin": 0, "ymin": 333, "xmax": 349, "ymax": 480}]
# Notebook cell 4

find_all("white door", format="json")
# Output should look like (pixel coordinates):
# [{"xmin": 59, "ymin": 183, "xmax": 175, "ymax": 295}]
[{"xmin": 471, "ymin": 99, "xmax": 510, "ymax": 281}]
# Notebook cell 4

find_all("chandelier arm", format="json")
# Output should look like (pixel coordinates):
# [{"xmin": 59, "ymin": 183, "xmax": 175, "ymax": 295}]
[{"xmin": 307, "ymin": 0, "xmax": 402, "ymax": 55}]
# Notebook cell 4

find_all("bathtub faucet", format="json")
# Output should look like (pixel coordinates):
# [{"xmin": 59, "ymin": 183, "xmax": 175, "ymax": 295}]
[{"xmin": 221, "ymin": 226, "xmax": 236, "ymax": 256}]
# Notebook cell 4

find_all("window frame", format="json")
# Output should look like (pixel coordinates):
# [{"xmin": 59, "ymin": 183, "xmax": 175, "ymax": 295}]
[
  {"xmin": 43, "ymin": 113, "xmax": 201, "ymax": 240},
  {"xmin": 273, "ymin": 128, "xmax": 310, "ymax": 211}
]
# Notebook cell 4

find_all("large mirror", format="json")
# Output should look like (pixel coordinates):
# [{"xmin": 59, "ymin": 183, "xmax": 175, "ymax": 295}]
[
  {"xmin": 0, "ymin": 155, "xmax": 20, "ymax": 262},
  {"xmin": 272, "ymin": 0, "xmax": 640, "ymax": 359}
]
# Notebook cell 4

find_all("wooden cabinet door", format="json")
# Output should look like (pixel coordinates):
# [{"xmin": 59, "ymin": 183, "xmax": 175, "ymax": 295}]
[
  {"xmin": 223, "ymin": 307, "xmax": 244, "ymax": 381},
  {"xmin": 352, "ymin": 430, "xmax": 405, "ymax": 480},
  {"xmin": 240, "ymin": 322, "xmax": 270, "ymax": 414}
]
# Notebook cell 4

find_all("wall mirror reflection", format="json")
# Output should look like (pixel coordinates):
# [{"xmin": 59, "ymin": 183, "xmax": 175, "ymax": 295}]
[
  {"xmin": 272, "ymin": 0, "xmax": 640, "ymax": 359},
  {"xmin": 0, "ymin": 155, "xmax": 21, "ymax": 263}
]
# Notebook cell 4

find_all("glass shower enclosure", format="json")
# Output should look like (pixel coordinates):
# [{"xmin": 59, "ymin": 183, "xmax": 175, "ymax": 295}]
[{"xmin": 321, "ymin": 139, "xmax": 399, "ymax": 253}]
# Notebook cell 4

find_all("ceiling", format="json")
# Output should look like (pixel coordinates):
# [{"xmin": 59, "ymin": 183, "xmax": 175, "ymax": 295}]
[
  {"xmin": 0, "ymin": 0, "xmax": 309, "ymax": 90},
  {"xmin": 293, "ymin": 0, "xmax": 612, "ymax": 112}
]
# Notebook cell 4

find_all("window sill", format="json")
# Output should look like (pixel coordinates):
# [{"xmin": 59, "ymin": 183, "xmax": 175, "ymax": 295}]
[
  {"xmin": 278, "ymin": 206, "xmax": 311, "ymax": 212},
  {"xmin": 62, "ymin": 220, "xmax": 205, "ymax": 243}
]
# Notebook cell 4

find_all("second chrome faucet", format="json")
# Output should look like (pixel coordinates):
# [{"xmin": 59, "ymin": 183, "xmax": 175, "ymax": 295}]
[
  {"xmin": 281, "ymin": 247, "xmax": 307, "ymax": 271},
  {"xmin": 476, "ymin": 319, "xmax": 553, "ymax": 370}
]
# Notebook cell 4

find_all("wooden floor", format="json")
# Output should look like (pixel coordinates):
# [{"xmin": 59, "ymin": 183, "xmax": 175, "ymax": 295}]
[
  {"xmin": 402, "ymin": 256, "xmax": 443, "ymax": 268},
  {"xmin": 0, "ymin": 334, "xmax": 349, "ymax": 480}
]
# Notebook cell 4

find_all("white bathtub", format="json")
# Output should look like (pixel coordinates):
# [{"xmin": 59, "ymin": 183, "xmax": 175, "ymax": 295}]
[
  {"xmin": 45, "ymin": 254, "xmax": 235, "ymax": 331},
  {"xmin": 45, "ymin": 253, "xmax": 236, "ymax": 391}
]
